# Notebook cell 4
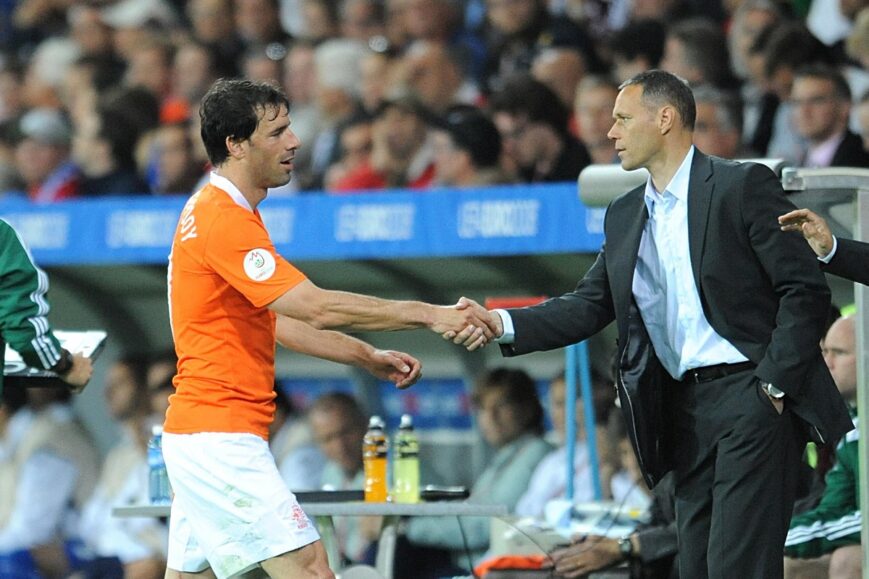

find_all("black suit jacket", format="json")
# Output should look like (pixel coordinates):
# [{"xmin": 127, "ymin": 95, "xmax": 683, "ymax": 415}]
[
  {"xmin": 501, "ymin": 151, "xmax": 854, "ymax": 487},
  {"xmin": 830, "ymin": 130, "xmax": 869, "ymax": 168},
  {"xmin": 824, "ymin": 236, "xmax": 869, "ymax": 284}
]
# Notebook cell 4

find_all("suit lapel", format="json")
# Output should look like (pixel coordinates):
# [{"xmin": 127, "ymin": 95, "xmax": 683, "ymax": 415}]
[
  {"xmin": 609, "ymin": 187, "xmax": 647, "ymax": 316},
  {"xmin": 688, "ymin": 152, "xmax": 714, "ymax": 289}
]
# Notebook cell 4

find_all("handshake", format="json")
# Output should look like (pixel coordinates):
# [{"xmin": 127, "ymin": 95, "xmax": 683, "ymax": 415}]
[{"xmin": 432, "ymin": 297, "xmax": 503, "ymax": 351}]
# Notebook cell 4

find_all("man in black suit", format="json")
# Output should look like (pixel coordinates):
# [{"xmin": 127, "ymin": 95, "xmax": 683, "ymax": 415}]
[
  {"xmin": 791, "ymin": 65, "xmax": 869, "ymax": 168},
  {"xmin": 779, "ymin": 207, "xmax": 869, "ymax": 284},
  {"xmin": 450, "ymin": 70, "xmax": 853, "ymax": 579}
]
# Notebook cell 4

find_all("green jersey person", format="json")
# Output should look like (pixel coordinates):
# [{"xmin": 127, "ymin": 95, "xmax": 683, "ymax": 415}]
[{"xmin": 0, "ymin": 219, "xmax": 92, "ymax": 394}]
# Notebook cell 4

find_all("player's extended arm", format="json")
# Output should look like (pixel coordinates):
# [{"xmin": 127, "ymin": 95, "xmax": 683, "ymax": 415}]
[
  {"xmin": 269, "ymin": 279, "xmax": 497, "ymax": 341},
  {"xmin": 275, "ymin": 314, "xmax": 421, "ymax": 389}
]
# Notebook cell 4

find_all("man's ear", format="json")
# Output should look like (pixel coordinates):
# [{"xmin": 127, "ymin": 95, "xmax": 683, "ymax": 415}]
[
  {"xmin": 226, "ymin": 136, "xmax": 246, "ymax": 160},
  {"xmin": 658, "ymin": 105, "xmax": 676, "ymax": 135}
]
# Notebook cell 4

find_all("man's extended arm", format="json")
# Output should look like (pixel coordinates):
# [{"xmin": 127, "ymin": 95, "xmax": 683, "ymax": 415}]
[
  {"xmin": 275, "ymin": 314, "xmax": 421, "ymax": 389},
  {"xmin": 269, "ymin": 279, "xmax": 498, "ymax": 342},
  {"xmin": 780, "ymin": 207, "xmax": 869, "ymax": 286}
]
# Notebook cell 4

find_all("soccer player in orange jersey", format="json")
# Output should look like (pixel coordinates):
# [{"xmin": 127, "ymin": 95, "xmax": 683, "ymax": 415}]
[{"xmin": 162, "ymin": 79, "xmax": 497, "ymax": 579}]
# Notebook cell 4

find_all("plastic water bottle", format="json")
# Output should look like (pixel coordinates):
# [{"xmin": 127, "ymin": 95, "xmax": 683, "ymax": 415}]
[
  {"xmin": 148, "ymin": 425, "xmax": 171, "ymax": 505},
  {"xmin": 393, "ymin": 414, "xmax": 420, "ymax": 503},
  {"xmin": 363, "ymin": 416, "xmax": 389, "ymax": 502}
]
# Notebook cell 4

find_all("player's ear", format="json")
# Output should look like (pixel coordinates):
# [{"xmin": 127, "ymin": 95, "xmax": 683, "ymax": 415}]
[{"xmin": 226, "ymin": 136, "xmax": 246, "ymax": 160}]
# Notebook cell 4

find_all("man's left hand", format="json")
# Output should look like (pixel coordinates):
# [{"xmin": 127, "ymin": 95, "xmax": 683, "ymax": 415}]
[{"xmin": 543, "ymin": 535, "xmax": 622, "ymax": 578}]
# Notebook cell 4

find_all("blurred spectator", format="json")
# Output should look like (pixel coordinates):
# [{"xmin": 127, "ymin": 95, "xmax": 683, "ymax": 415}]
[
  {"xmin": 171, "ymin": 40, "xmax": 221, "ymax": 109},
  {"xmin": 607, "ymin": 19, "xmax": 666, "ymax": 83},
  {"xmin": 146, "ymin": 351, "xmax": 177, "ymax": 423},
  {"xmin": 240, "ymin": 46, "xmax": 284, "ymax": 84},
  {"xmin": 62, "ymin": 55, "xmax": 126, "ymax": 128},
  {"xmin": 21, "ymin": 37, "xmax": 81, "ymax": 109},
  {"xmin": 359, "ymin": 50, "xmax": 398, "ymax": 115},
  {"xmin": 270, "ymin": 386, "xmax": 326, "ymax": 492},
  {"xmin": 151, "ymin": 122, "xmax": 203, "ymax": 195},
  {"xmin": 13, "ymin": 107, "xmax": 80, "ymax": 202},
  {"xmin": 489, "ymin": 74, "xmax": 591, "ymax": 183},
  {"xmin": 73, "ymin": 106, "xmax": 149, "ymax": 196},
  {"xmin": 742, "ymin": 21, "xmax": 781, "ymax": 157},
  {"xmin": 101, "ymin": 0, "xmax": 179, "ymax": 63},
  {"xmin": 68, "ymin": 6, "xmax": 115, "ymax": 59},
  {"xmin": 308, "ymin": 392, "xmax": 371, "ymax": 565},
  {"xmin": 624, "ymin": 0, "xmax": 699, "ymax": 23},
  {"xmin": 846, "ymin": 8, "xmax": 869, "ymax": 71},
  {"xmin": 727, "ymin": 0, "xmax": 781, "ymax": 84},
  {"xmin": 340, "ymin": 0, "xmax": 387, "ymax": 43},
  {"xmin": 0, "ymin": 387, "xmax": 99, "ymax": 577},
  {"xmin": 324, "ymin": 113, "xmax": 374, "ymax": 190},
  {"xmin": 299, "ymin": 0, "xmax": 341, "ymax": 44},
  {"xmin": 544, "ymin": 414, "xmax": 678, "ymax": 579},
  {"xmin": 790, "ymin": 65, "xmax": 869, "ymax": 168},
  {"xmin": 728, "ymin": 0, "xmax": 783, "ymax": 159},
  {"xmin": 762, "ymin": 22, "xmax": 833, "ymax": 164},
  {"xmin": 123, "ymin": 36, "xmax": 174, "ymax": 105},
  {"xmin": 481, "ymin": 0, "xmax": 599, "ymax": 92},
  {"xmin": 234, "ymin": 0, "xmax": 290, "ymax": 50},
  {"xmin": 186, "ymin": 0, "xmax": 243, "ymax": 77},
  {"xmin": 692, "ymin": 84, "xmax": 755, "ymax": 159},
  {"xmin": 306, "ymin": 39, "xmax": 366, "ymax": 190},
  {"xmin": 784, "ymin": 315, "xmax": 861, "ymax": 579},
  {"xmin": 399, "ymin": 40, "xmax": 481, "ymax": 115},
  {"xmin": 0, "ymin": 121, "xmax": 23, "ymax": 193},
  {"xmin": 402, "ymin": 368, "xmax": 552, "ymax": 573},
  {"xmin": 514, "ymin": 369, "xmax": 614, "ymax": 519},
  {"xmin": 430, "ymin": 105, "xmax": 511, "ymax": 186},
  {"xmin": 574, "ymin": 74, "xmax": 619, "ymax": 164},
  {"xmin": 73, "ymin": 356, "xmax": 167, "ymax": 579},
  {"xmin": 282, "ymin": 42, "xmax": 323, "ymax": 188},
  {"xmin": 660, "ymin": 17, "xmax": 739, "ymax": 90},
  {"xmin": 332, "ymin": 94, "xmax": 436, "ymax": 191},
  {"xmin": 857, "ymin": 89, "xmax": 869, "ymax": 151},
  {"xmin": 0, "ymin": 60, "xmax": 23, "ymax": 123},
  {"xmin": 531, "ymin": 47, "xmax": 585, "ymax": 114}
]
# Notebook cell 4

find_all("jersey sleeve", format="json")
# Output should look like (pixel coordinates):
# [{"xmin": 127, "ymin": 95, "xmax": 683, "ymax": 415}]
[
  {"xmin": 203, "ymin": 209, "xmax": 306, "ymax": 308},
  {"xmin": 0, "ymin": 220, "xmax": 63, "ymax": 370}
]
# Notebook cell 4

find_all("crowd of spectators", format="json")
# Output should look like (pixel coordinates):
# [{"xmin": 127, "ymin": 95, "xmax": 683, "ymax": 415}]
[{"xmin": 3, "ymin": 0, "xmax": 869, "ymax": 201}]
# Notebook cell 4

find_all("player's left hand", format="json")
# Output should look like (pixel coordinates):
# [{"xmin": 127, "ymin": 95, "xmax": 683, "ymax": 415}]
[{"xmin": 364, "ymin": 350, "xmax": 422, "ymax": 389}]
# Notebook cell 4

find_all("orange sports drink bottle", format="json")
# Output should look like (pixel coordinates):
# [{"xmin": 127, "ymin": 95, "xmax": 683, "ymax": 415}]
[{"xmin": 363, "ymin": 416, "xmax": 389, "ymax": 502}]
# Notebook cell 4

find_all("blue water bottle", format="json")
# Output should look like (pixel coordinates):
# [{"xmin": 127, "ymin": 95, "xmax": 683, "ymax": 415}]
[{"xmin": 148, "ymin": 425, "xmax": 171, "ymax": 504}]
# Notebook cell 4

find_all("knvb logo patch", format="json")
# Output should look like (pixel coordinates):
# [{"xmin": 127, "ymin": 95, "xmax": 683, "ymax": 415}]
[{"xmin": 243, "ymin": 248, "xmax": 276, "ymax": 281}]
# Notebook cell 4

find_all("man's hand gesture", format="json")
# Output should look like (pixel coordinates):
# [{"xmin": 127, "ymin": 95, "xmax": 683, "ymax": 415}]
[{"xmin": 779, "ymin": 208, "xmax": 834, "ymax": 258}]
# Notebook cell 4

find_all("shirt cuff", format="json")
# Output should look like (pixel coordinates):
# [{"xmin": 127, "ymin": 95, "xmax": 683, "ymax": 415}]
[
  {"xmin": 494, "ymin": 309, "xmax": 515, "ymax": 344},
  {"xmin": 818, "ymin": 236, "xmax": 837, "ymax": 264}
]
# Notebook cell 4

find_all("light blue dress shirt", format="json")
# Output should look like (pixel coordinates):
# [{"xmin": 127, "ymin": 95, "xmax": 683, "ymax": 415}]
[
  {"xmin": 632, "ymin": 146, "xmax": 747, "ymax": 379},
  {"xmin": 496, "ymin": 148, "xmax": 748, "ymax": 380}
]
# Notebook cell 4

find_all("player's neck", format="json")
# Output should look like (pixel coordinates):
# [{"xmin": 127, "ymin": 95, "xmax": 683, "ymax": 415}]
[{"xmin": 215, "ymin": 166, "xmax": 267, "ymax": 209}]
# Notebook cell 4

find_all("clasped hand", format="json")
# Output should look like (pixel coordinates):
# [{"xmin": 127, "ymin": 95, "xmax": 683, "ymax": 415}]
[{"xmin": 434, "ymin": 297, "xmax": 502, "ymax": 351}]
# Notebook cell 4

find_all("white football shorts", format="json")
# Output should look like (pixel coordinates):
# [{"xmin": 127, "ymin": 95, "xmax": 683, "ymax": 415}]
[{"xmin": 162, "ymin": 431, "xmax": 321, "ymax": 578}]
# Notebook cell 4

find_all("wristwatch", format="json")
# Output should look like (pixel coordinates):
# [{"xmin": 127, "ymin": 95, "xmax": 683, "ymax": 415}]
[
  {"xmin": 618, "ymin": 535, "xmax": 634, "ymax": 559},
  {"xmin": 760, "ymin": 381, "xmax": 785, "ymax": 399}
]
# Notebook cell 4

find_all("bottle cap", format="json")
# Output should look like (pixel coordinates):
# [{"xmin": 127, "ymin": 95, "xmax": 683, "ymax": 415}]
[
  {"xmin": 399, "ymin": 414, "xmax": 413, "ymax": 429},
  {"xmin": 368, "ymin": 416, "xmax": 384, "ymax": 429},
  {"xmin": 151, "ymin": 424, "xmax": 163, "ymax": 436}
]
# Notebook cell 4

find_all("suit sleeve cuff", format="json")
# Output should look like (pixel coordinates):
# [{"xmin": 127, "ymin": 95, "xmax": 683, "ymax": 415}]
[
  {"xmin": 494, "ymin": 309, "xmax": 515, "ymax": 344},
  {"xmin": 818, "ymin": 236, "xmax": 837, "ymax": 264}
]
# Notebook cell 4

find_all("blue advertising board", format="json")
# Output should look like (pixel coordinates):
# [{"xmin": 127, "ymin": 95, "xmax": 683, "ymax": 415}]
[{"xmin": 0, "ymin": 184, "xmax": 606, "ymax": 265}]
